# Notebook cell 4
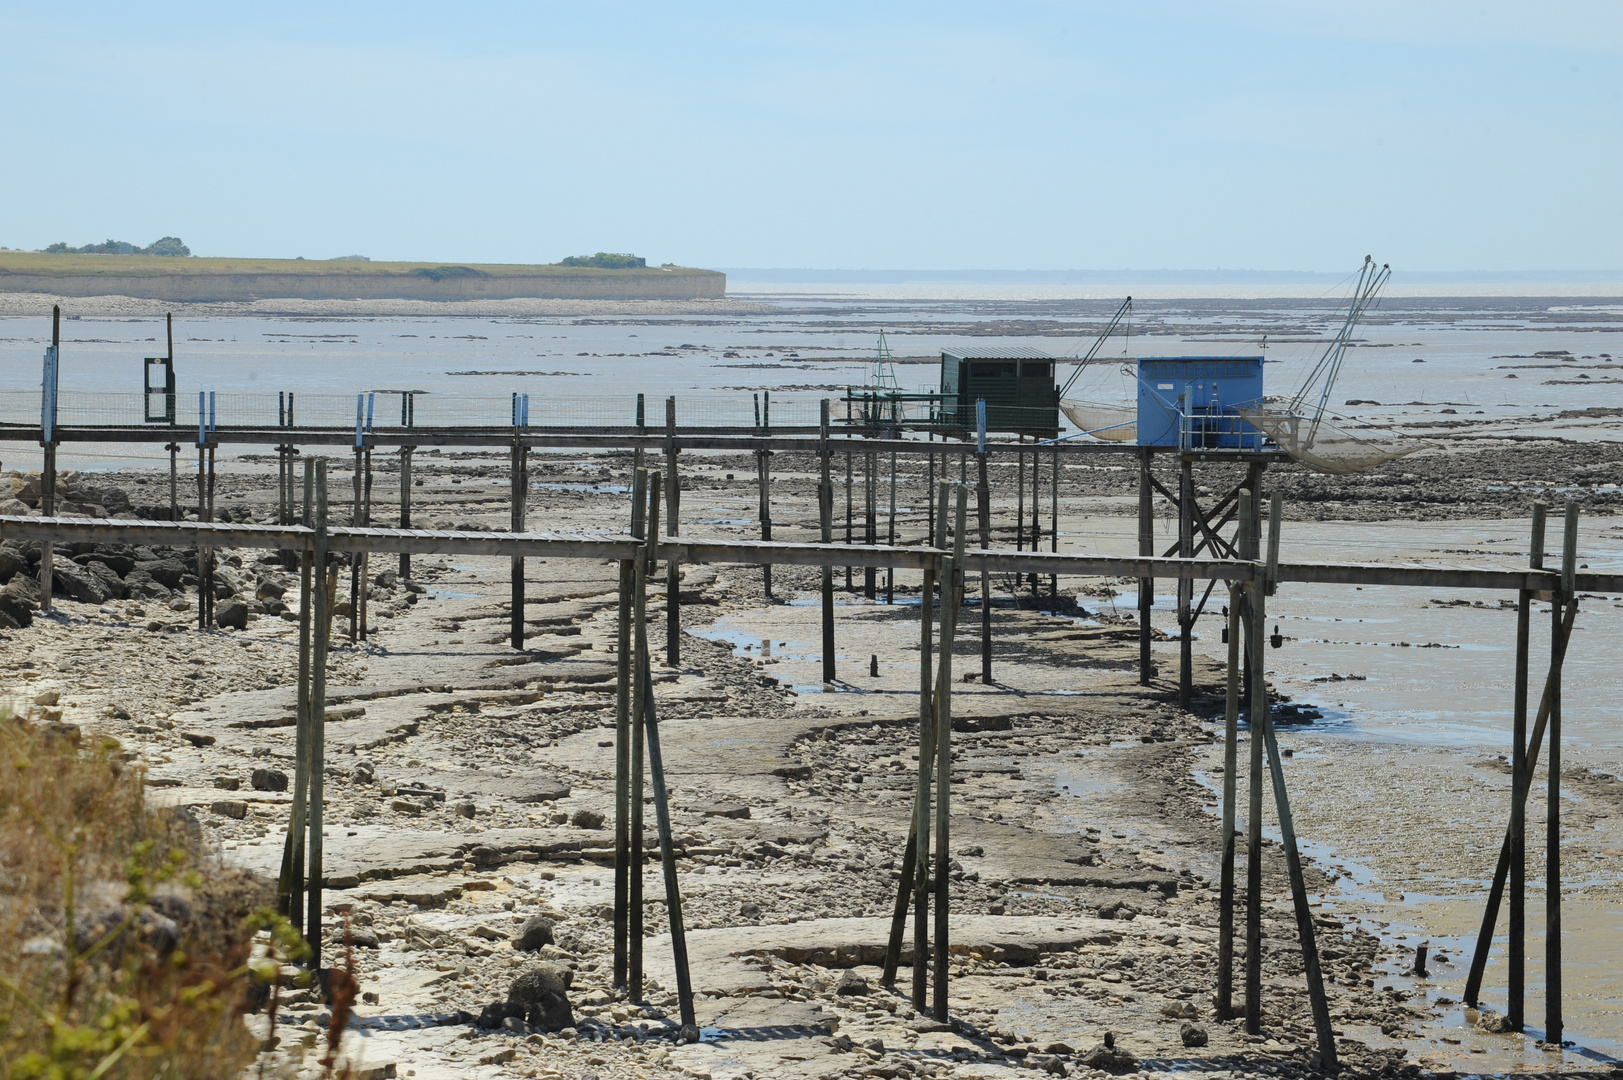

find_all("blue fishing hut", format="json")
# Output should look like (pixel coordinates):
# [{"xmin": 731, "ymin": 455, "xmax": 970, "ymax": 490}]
[{"xmin": 1136, "ymin": 356, "xmax": 1265, "ymax": 450}]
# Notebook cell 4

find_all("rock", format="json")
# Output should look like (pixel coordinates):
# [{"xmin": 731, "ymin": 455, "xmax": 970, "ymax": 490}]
[
  {"xmin": 0, "ymin": 547, "xmax": 26, "ymax": 583},
  {"xmin": 123, "ymin": 571, "xmax": 171, "ymax": 601},
  {"xmin": 1160, "ymin": 1002, "xmax": 1198, "ymax": 1019},
  {"xmin": 83, "ymin": 561, "xmax": 126, "ymax": 599},
  {"xmin": 211, "ymin": 800, "xmax": 249, "ymax": 820},
  {"xmin": 516, "ymin": 916, "xmax": 555, "ymax": 952},
  {"xmin": 476, "ymin": 1001, "xmax": 525, "ymax": 1029},
  {"xmin": 256, "ymin": 579, "xmax": 286, "ymax": 600},
  {"xmin": 1178, "ymin": 1023, "xmax": 1208, "ymax": 1048},
  {"xmin": 570, "ymin": 809, "xmax": 605, "ymax": 829},
  {"xmin": 1096, "ymin": 901, "xmax": 1138, "ymax": 921},
  {"xmin": 53, "ymin": 563, "xmax": 111, "ymax": 605},
  {"xmin": 33, "ymin": 690, "xmax": 60, "ymax": 706},
  {"xmin": 1079, "ymin": 1044, "xmax": 1138, "ymax": 1075},
  {"xmin": 373, "ymin": 569, "xmax": 398, "ymax": 589},
  {"xmin": 1044, "ymin": 1042, "xmax": 1075, "ymax": 1055},
  {"xmin": 0, "ymin": 499, "xmax": 31, "ymax": 517},
  {"xmin": 251, "ymin": 768, "xmax": 289, "ymax": 792},
  {"xmin": 454, "ymin": 801, "xmax": 476, "ymax": 819},
  {"xmin": 697, "ymin": 801, "xmax": 750, "ymax": 819},
  {"xmin": 473, "ymin": 924, "xmax": 508, "ymax": 941},
  {"xmin": 739, "ymin": 901, "xmax": 761, "ymax": 920},
  {"xmin": 135, "ymin": 559, "xmax": 188, "ymax": 589},
  {"xmin": 0, "ymin": 579, "xmax": 36, "ymax": 627},
  {"xmin": 391, "ymin": 799, "xmax": 423, "ymax": 815},
  {"xmin": 1477, "ymin": 1008, "xmax": 1513, "ymax": 1033},
  {"xmin": 180, "ymin": 731, "xmax": 215, "ymax": 747},
  {"xmin": 215, "ymin": 599, "xmax": 249, "ymax": 630},
  {"xmin": 835, "ymin": 970, "xmax": 869, "ymax": 996},
  {"xmin": 507, "ymin": 963, "xmax": 574, "ymax": 1032}
]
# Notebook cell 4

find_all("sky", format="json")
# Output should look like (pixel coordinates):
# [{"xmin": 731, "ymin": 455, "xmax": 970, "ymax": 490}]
[{"xmin": 1, "ymin": 2, "xmax": 1620, "ymax": 272}]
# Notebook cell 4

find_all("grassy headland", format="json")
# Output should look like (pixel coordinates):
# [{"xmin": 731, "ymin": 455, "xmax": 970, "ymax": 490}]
[{"xmin": 0, "ymin": 253, "xmax": 726, "ymax": 302}]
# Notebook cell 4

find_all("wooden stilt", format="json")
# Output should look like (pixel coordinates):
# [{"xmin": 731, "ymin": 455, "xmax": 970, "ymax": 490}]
[
  {"xmin": 932, "ymin": 485, "xmax": 967, "ymax": 1021},
  {"xmin": 511, "ymin": 439, "xmax": 528, "ymax": 650},
  {"xmin": 845, "ymin": 448, "xmax": 853, "ymax": 590},
  {"xmin": 629, "ymin": 469, "xmax": 652, "ymax": 1001},
  {"xmin": 359, "ymin": 448, "xmax": 372, "ymax": 640},
  {"xmin": 350, "ymin": 447, "xmax": 362, "ymax": 644},
  {"xmin": 1241, "ymin": 488, "xmax": 1264, "ymax": 1034},
  {"xmin": 279, "ymin": 459, "xmax": 315, "ymax": 932},
  {"xmin": 756, "ymin": 445, "xmax": 771, "ymax": 601},
  {"xmin": 886, "ymin": 448, "xmax": 897, "ymax": 603},
  {"xmin": 977, "ymin": 452, "xmax": 992, "ymax": 685},
  {"xmin": 615, "ymin": 471, "xmax": 646, "ymax": 990},
  {"xmin": 306, "ymin": 459, "xmax": 330, "ymax": 976},
  {"xmin": 909, "ymin": 538, "xmax": 937, "ymax": 1009},
  {"xmin": 667, "ymin": 397, "xmax": 682, "ymax": 661},
  {"xmin": 637, "ymin": 658, "xmax": 697, "ymax": 1029},
  {"xmin": 168, "ymin": 442, "xmax": 178, "ymax": 523},
  {"xmin": 819, "ymin": 402, "xmax": 835, "ymax": 683},
  {"xmin": 864, "ymin": 449, "xmax": 876, "ymax": 598},
  {"xmin": 1548, "ymin": 500, "xmax": 1577, "ymax": 1044},
  {"xmin": 1137, "ymin": 448, "xmax": 1153, "ymax": 685},
  {"xmin": 881, "ymin": 832, "xmax": 918, "ymax": 988},
  {"xmin": 1217, "ymin": 578, "xmax": 1242, "ymax": 1020},
  {"xmin": 39, "ymin": 443, "xmax": 55, "ymax": 613},
  {"xmin": 398, "ymin": 446, "xmax": 413, "ymax": 580},
  {"xmin": 1029, "ymin": 442, "xmax": 1040, "ymax": 595},
  {"xmin": 1049, "ymin": 445, "xmax": 1058, "ymax": 610},
  {"xmin": 1177, "ymin": 459, "xmax": 1194, "ymax": 707},
  {"xmin": 1508, "ymin": 503, "xmax": 1540, "ymax": 1029}
]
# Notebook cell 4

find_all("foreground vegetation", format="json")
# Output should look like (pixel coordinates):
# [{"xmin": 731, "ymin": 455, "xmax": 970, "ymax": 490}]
[{"xmin": 0, "ymin": 706, "xmax": 356, "ymax": 1079}]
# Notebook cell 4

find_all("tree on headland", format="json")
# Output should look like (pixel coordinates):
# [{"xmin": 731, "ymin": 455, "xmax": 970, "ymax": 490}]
[
  {"xmin": 559, "ymin": 252, "xmax": 646, "ymax": 269},
  {"xmin": 42, "ymin": 236, "xmax": 191, "ymax": 256}
]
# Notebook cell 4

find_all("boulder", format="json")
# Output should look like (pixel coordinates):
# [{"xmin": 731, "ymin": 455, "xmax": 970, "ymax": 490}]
[
  {"xmin": 0, "ymin": 583, "xmax": 34, "ymax": 628},
  {"xmin": 52, "ymin": 563, "xmax": 111, "ymax": 605},
  {"xmin": 251, "ymin": 768, "xmax": 288, "ymax": 792},
  {"xmin": 476, "ymin": 1001, "xmax": 525, "ymax": 1029},
  {"xmin": 215, "ymin": 599, "xmax": 249, "ymax": 630},
  {"xmin": 135, "ymin": 559, "xmax": 188, "ymax": 589},
  {"xmin": 1178, "ymin": 1023, "xmax": 1207, "ymax": 1048},
  {"xmin": 570, "ymin": 809, "xmax": 605, "ymax": 829},
  {"xmin": 256, "ymin": 579, "xmax": 286, "ymax": 601},
  {"xmin": 0, "ymin": 546, "xmax": 27, "ymax": 584},
  {"xmin": 507, "ymin": 963, "xmax": 574, "ymax": 1032},
  {"xmin": 81, "ymin": 551, "xmax": 136, "ymax": 576},
  {"xmin": 3, "ymin": 573, "xmax": 41, "ymax": 608},
  {"xmin": 122, "ymin": 571, "xmax": 171, "ymax": 601},
  {"xmin": 0, "ymin": 499, "xmax": 32, "ymax": 516},
  {"xmin": 835, "ymin": 970, "xmax": 869, "ymax": 996},
  {"xmin": 515, "ymin": 916, "xmax": 554, "ymax": 952},
  {"xmin": 83, "ymin": 560, "xmax": 126, "ymax": 599}
]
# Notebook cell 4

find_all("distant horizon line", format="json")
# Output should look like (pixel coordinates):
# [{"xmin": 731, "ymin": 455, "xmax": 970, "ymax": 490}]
[{"xmin": 722, "ymin": 267, "xmax": 1623, "ymax": 284}]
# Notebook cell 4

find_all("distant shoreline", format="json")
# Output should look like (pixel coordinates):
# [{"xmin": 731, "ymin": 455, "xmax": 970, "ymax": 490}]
[{"xmin": 0, "ymin": 253, "xmax": 726, "ymax": 302}]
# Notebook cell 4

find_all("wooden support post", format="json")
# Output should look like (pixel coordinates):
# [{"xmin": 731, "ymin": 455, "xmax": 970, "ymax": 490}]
[
  {"xmin": 864, "ymin": 449, "xmax": 876, "ymax": 598},
  {"xmin": 977, "ymin": 452, "xmax": 992, "ymax": 685},
  {"xmin": 1509, "ymin": 502, "xmax": 1541, "ymax": 1028},
  {"xmin": 359, "ymin": 448, "xmax": 373, "ymax": 640},
  {"xmin": 819, "ymin": 401, "xmax": 835, "ymax": 684},
  {"xmin": 927, "ymin": 447, "xmax": 936, "ymax": 548},
  {"xmin": 909, "ymin": 534, "xmax": 938, "ymax": 1009},
  {"xmin": 932, "ymin": 485, "xmax": 967, "ymax": 1021},
  {"xmin": 1137, "ymin": 448, "xmax": 1154, "ymax": 685},
  {"xmin": 511, "ymin": 439, "xmax": 528, "ymax": 650},
  {"xmin": 1050, "ymin": 444, "xmax": 1059, "ymax": 610},
  {"xmin": 1015, "ymin": 440, "xmax": 1025, "ymax": 552},
  {"xmin": 168, "ymin": 442, "xmax": 178, "ymax": 523},
  {"xmin": 307, "ymin": 459, "xmax": 330, "ymax": 976},
  {"xmin": 667, "ymin": 398, "xmax": 682, "ymax": 662},
  {"xmin": 1241, "ymin": 488, "xmax": 1263, "ymax": 1034},
  {"xmin": 1242, "ymin": 462, "xmax": 1264, "ymax": 710},
  {"xmin": 881, "ymin": 832, "xmax": 918, "ymax": 989},
  {"xmin": 756, "ymin": 445, "xmax": 771, "ymax": 602},
  {"xmin": 196, "ymin": 446, "xmax": 207, "ymax": 628},
  {"xmin": 38, "ymin": 443, "xmax": 55, "ymax": 613},
  {"xmin": 1217, "ymin": 578, "xmax": 1243, "ymax": 1021},
  {"xmin": 350, "ymin": 448, "xmax": 362, "ymax": 644},
  {"xmin": 1029, "ymin": 441, "xmax": 1041, "ymax": 594},
  {"xmin": 278, "ymin": 459, "xmax": 315, "ymax": 933},
  {"xmin": 615, "ymin": 471, "xmax": 646, "ymax": 990},
  {"xmin": 1548, "ymin": 500, "xmax": 1577, "ymax": 1044},
  {"xmin": 845, "ymin": 449, "xmax": 853, "ymax": 590},
  {"xmin": 398, "ymin": 446, "xmax": 413, "ymax": 580},
  {"xmin": 1178, "ymin": 459, "xmax": 1195, "ymax": 708},
  {"xmin": 886, "ymin": 448, "xmax": 897, "ymax": 603},
  {"xmin": 629, "ymin": 469, "xmax": 652, "ymax": 1001},
  {"xmin": 638, "ymin": 656, "xmax": 697, "ymax": 1029}
]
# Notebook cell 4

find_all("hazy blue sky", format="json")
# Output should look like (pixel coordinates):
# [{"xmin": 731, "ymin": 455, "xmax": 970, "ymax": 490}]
[{"xmin": 2, "ymin": 2, "xmax": 1619, "ymax": 271}]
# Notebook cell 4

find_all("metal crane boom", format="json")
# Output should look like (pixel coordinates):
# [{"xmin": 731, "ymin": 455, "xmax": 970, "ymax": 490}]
[
  {"xmin": 1058, "ymin": 296, "xmax": 1133, "ymax": 399},
  {"xmin": 1290, "ymin": 257, "xmax": 1390, "ymax": 448}
]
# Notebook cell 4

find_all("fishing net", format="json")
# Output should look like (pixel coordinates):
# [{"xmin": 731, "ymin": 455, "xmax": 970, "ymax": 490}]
[
  {"xmin": 1237, "ymin": 403, "xmax": 1432, "ymax": 474},
  {"xmin": 1060, "ymin": 399, "xmax": 1137, "ymax": 441}
]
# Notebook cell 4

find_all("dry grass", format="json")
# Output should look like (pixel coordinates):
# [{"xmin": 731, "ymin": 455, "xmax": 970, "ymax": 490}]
[{"xmin": 0, "ymin": 707, "xmax": 303, "ymax": 1079}]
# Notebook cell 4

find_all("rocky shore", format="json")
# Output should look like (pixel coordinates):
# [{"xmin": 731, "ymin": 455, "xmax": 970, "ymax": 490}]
[{"xmin": 2, "ymin": 441, "xmax": 1619, "ymax": 1080}]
